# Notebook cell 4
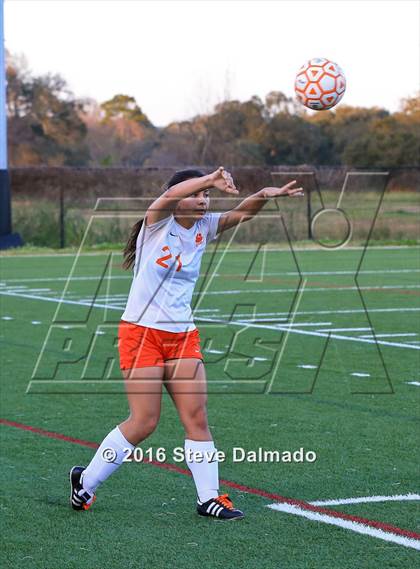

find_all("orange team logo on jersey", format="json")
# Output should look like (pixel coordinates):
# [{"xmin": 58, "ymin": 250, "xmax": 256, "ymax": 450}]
[
  {"xmin": 155, "ymin": 245, "xmax": 182, "ymax": 271},
  {"xmin": 195, "ymin": 233, "xmax": 203, "ymax": 245}
]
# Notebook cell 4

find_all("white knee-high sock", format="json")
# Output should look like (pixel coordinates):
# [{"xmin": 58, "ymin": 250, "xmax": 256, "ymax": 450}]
[
  {"xmin": 81, "ymin": 426, "xmax": 134, "ymax": 493},
  {"xmin": 184, "ymin": 439, "xmax": 219, "ymax": 503}
]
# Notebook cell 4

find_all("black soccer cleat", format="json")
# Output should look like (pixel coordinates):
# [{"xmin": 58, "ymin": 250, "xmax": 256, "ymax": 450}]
[
  {"xmin": 69, "ymin": 466, "xmax": 96, "ymax": 511},
  {"xmin": 197, "ymin": 494, "xmax": 244, "ymax": 520}
]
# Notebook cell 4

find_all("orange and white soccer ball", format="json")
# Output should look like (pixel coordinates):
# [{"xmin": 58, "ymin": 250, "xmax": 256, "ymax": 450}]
[{"xmin": 295, "ymin": 58, "xmax": 346, "ymax": 111}]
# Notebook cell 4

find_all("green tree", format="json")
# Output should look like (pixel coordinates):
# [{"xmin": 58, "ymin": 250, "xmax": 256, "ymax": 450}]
[
  {"xmin": 197, "ymin": 97, "xmax": 266, "ymax": 165},
  {"xmin": 310, "ymin": 106, "xmax": 390, "ymax": 166},
  {"xmin": 399, "ymin": 94, "xmax": 420, "ymax": 115},
  {"xmin": 100, "ymin": 94, "xmax": 153, "ymax": 128},
  {"xmin": 83, "ymin": 94, "xmax": 156, "ymax": 166},
  {"xmin": 258, "ymin": 112, "xmax": 331, "ymax": 165},
  {"xmin": 6, "ymin": 52, "xmax": 90, "ymax": 166},
  {"xmin": 342, "ymin": 115, "xmax": 420, "ymax": 167},
  {"xmin": 263, "ymin": 91, "xmax": 303, "ymax": 118}
]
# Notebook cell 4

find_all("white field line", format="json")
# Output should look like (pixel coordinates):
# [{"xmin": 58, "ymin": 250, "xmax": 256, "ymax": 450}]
[
  {"xmin": 8, "ymin": 295, "xmax": 417, "ymax": 320},
  {"xmin": 0, "ymin": 252, "xmax": 111, "ymax": 258},
  {"xmin": 205, "ymin": 346, "xmax": 269, "ymax": 360},
  {"xmin": 196, "ymin": 307, "xmax": 420, "ymax": 318},
  {"xmin": 198, "ymin": 315, "xmax": 420, "ymax": 351},
  {"xmin": 1, "ymin": 244, "xmax": 419, "ymax": 259},
  {"xmin": 405, "ymin": 381, "xmax": 420, "ymax": 387},
  {"xmin": 4, "ymin": 282, "xmax": 420, "ymax": 295},
  {"xmin": 317, "ymin": 327, "xmax": 372, "ymax": 332},
  {"xmin": 78, "ymin": 294, "xmax": 128, "ymax": 299},
  {"xmin": 215, "ymin": 268, "xmax": 420, "ymax": 277},
  {"xmin": 0, "ymin": 289, "xmax": 114, "ymax": 312},
  {"xmin": 190, "ymin": 284, "xmax": 420, "ymax": 296},
  {"xmin": 31, "ymin": 288, "xmax": 52, "ymax": 292},
  {"xmin": 0, "ymin": 276, "xmax": 131, "ymax": 284},
  {"xmin": 4, "ymin": 284, "xmax": 420, "ymax": 307},
  {"xmin": 298, "ymin": 364, "xmax": 318, "ymax": 369},
  {"xmin": 234, "ymin": 320, "xmax": 332, "ymax": 326},
  {"xmin": 351, "ymin": 373, "xmax": 371, "ymax": 377},
  {"xmin": 1, "ymin": 289, "xmax": 419, "ymax": 351},
  {"xmin": 267, "ymin": 503, "xmax": 420, "ymax": 550},
  {"xmin": 309, "ymin": 494, "xmax": 420, "ymax": 507},
  {"xmin": 1, "ymin": 267, "xmax": 420, "ymax": 284},
  {"xmin": 5, "ymin": 280, "xmax": 419, "ymax": 296},
  {"xmin": 359, "ymin": 333, "xmax": 417, "ymax": 338},
  {"xmin": 78, "ymin": 298, "xmax": 126, "ymax": 304}
]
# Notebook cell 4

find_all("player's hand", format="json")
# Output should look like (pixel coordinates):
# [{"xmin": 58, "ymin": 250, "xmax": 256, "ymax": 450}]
[
  {"xmin": 262, "ymin": 180, "xmax": 304, "ymax": 198},
  {"xmin": 208, "ymin": 166, "xmax": 239, "ymax": 195}
]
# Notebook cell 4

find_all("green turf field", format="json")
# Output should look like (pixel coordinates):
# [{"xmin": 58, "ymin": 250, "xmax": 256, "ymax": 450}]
[{"xmin": 1, "ymin": 245, "xmax": 419, "ymax": 568}]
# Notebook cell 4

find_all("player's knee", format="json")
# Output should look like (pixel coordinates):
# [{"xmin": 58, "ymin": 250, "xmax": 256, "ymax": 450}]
[
  {"xmin": 182, "ymin": 405, "xmax": 208, "ymax": 431},
  {"xmin": 143, "ymin": 415, "xmax": 159, "ymax": 437},
  {"xmin": 127, "ymin": 414, "xmax": 159, "ymax": 441}
]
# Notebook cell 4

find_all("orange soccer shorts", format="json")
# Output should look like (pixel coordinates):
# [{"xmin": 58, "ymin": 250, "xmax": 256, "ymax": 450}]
[{"xmin": 118, "ymin": 320, "xmax": 204, "ymax": 370}]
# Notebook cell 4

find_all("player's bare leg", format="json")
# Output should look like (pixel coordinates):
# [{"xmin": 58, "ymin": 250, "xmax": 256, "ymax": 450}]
[
  {"xmin": 164, "ymin": 358, "xmax": 210, "ymax": 440},
  {"xmin": 164, "ymin": 358, "xmax": 244, "ymax": 520},
  {"xmin": 119, "ymin": 366, "xmax": 164, "ymax": 445},
  {"xmin": 70, "ymin": 366, "xmax": 164, "ymax": 511}
]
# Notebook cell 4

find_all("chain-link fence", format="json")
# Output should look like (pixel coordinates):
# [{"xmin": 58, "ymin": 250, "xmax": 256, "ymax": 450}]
[{"xmin": 10, "ymin": 166, "xmax": 419, "ymax": 248}]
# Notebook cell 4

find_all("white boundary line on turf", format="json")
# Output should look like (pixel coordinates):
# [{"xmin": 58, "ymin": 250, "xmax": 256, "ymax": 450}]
[
  {"xmin": 1, "ymin": 244, "xmax": 419, "ymax": 259},
  {"xmin": 317, "ymin": 327, "xmax": 371, "ymax": 332},
  {"xmin": 212, "ymin": 269, "xmax": 420, "ymax": 277},
  {"xmin": 0, "ymin": 290, "xmax": 114, "ymax": 310},
  {"xmin": 197, "ymin": 315, "xmax": 420, "ymax": 351},
  {"xmin": 4, "ymin": 290, "xmax": 419, "ymax": 319},
  {"xmin": 3, "ymin": 289, "xmax": 420, "ymax": 323},
  {"xmin": 207, "ymin": 307, "xmax": 420, "ymax": 317},
  {"xmin": 359, "ymin": 333, "xmax": 417, "ymax": 338},
  {"xmin": 236, "ymin": 320, "xmax": 333, "ymax": 326},
  {"xmin": 1, "ymin": 290, "xmax": 419, "ymax": 352},
  {"xmin": 267, "ymin": 503, "xmax": 420, "ymax": 551},
  {"xmin": 0, "ymin": 276, "xmax": 130, "ymax": 283},
  {"xmin": 189, "ymin": 284, "xmax": 420, "ymax": 295},
  {"xmin": 2, "ymin": 267, "xmax": 420, "ymax": 284},
  {"xmin": 309, "ymin": 494, "xmax": 420, "ymax": 506}
]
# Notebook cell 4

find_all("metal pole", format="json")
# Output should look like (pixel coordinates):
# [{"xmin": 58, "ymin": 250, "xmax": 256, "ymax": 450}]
[
  {"xmin": 0, "ymin": 0, "xmax": 11, "ymax": 234},
  {"xmin": 307, "ymin": 184, "xmax": 312, "ymax": 240},
  {"xmin": 0, "ymin": 0, "xmax": 6, "ymax": 172},
  {"xmin": 0, "ymin": 0, "xmax": 22, "ymax": 248},
  {"xmin": 59, "ymin": 185, "xmax": 65, "ymax": 248}
]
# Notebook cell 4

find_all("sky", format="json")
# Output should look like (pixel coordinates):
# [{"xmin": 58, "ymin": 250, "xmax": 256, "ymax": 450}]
[{"xmin": 4, "ymin": 0, "xmax": 420, "ymax": 126}]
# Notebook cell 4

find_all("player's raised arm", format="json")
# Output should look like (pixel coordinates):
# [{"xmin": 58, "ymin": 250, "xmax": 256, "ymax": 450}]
[
  {"xmin": 217, "ymin": 180, "xmax": 304, "ymax": 233},
  {"xmin": 146, "ymin": 166, "xmax": 238, "ymax": 225}
]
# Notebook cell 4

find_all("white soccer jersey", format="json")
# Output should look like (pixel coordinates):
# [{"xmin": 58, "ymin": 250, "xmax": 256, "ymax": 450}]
[{"xmin": 121, "ymin": 212, "xmax": 221, "ymax": 332}]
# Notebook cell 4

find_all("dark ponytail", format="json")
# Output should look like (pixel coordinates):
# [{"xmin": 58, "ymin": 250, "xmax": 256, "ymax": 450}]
[
  {"xmin": 122, "ymin": 168, "xmax": 205, "ymax": 270},
  {"xmin": 122, "ymin": 219, "xmax": 143, "ymax": 270}
]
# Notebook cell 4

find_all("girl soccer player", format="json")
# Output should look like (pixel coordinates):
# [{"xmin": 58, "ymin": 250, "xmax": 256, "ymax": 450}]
[{"xmin": 70, "ymin": 167, "xmax": 303, "ymax": 520}]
